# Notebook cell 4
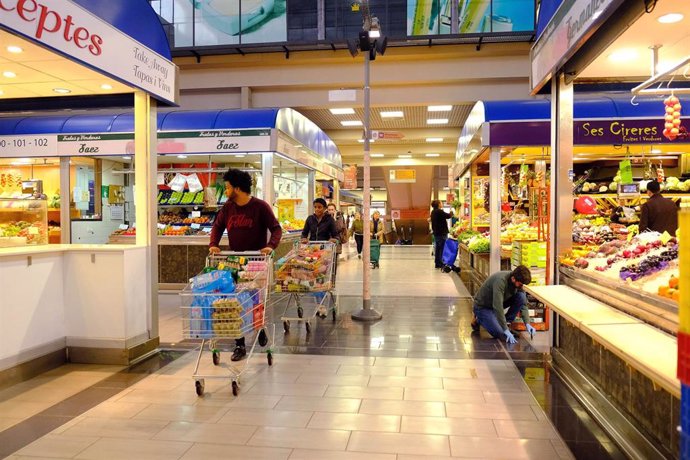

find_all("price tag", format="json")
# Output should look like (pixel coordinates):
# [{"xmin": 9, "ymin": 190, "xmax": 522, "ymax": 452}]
[
  {"xmin": 132, "ymin": 222, "xmax": 136, "ymax": 228},
  {"xmin": 28, "ymin": 227, "xmax": 39, "ymax": 235},
  {"xmin": 157, "ymin": 223, "xmax": 167, "ymax": 230},
  {"xmin": 119, "ymin": 224, "xmax": 129, "ymax": 230},
  {"xmin": 191, "ymin": 211, "xmax": 201, "ymax": 218},
  {"xmin": 202, "ymin": 227, "xmax": 212, "ymax": 233},
  {"xmin": 191, "ymin": 223, "xmax": 201, "ymax": 229}
]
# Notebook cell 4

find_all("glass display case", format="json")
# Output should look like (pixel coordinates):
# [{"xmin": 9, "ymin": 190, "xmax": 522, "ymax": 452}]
[
  {"xmin": 0, "ymin": 198, "xmax": 48, "ymax": 247},
  {"xmin": 274, "ymin": 156, "xmax": 309, "ymax": 233}
]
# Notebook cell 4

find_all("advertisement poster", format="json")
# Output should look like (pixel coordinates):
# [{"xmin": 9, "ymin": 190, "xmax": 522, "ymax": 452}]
[
  {"xmin": 407, "ymin": 0, "xmax": 535, "ymax": 36},
  {"xmin": 173, "ymin": 0, "xmax": 287, "ymax": 47}
]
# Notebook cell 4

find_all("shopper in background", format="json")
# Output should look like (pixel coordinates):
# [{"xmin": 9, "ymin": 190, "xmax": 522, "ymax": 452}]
[
  {"xmin": 430, "ymin": 200, "xmax": 453, "ymax": 269},
  {"xmin": 371, "ymin": 211, "xmax": 384, "ymax": 243},
  {"xmin": 470, "ymin": 265, "xmax": 536, "ymax": 344},
  {"xmin": 350, "ymin": 211, "xmax": 364, "ymax": 258},
  {"xmin": 640, "ymin": 180, "xmax": 679, "ymax": 235},
  {"xmin": 209, "ymin": 168, "xmax": 283, "ymax": 361},
  {"xmin": 328, "ymin": 203, "xmax": 349, "ymax": 255},
  {"xmin": 301, "ymin": 198, "xmax": 339, "ymax": 243}
]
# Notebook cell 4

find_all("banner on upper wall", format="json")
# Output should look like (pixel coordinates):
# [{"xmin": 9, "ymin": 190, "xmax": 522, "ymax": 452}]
[
  {"xmin": 407, "ymin": 0, "xmax": 535, "ymax": 36},
  {"xmin": 173, "ymin": 0, "xmax": 287, "ymax": 47},
  {"xmin": 343, "ymin": 165, "xmax": 358, "ymax": 190}
]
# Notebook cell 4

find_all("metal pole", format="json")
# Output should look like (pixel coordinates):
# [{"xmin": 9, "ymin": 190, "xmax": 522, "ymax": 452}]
[{"xmin": 352, "ymin": 46, "xmax": 382, "ymax": 322}]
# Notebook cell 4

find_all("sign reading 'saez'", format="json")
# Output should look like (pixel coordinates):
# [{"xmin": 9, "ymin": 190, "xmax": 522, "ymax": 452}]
[{"xmin": 0, "ymin": 0, "xmax": 103, "ymax": 55}]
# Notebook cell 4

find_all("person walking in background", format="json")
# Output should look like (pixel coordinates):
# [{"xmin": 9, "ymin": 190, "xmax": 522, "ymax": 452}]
[
  {"xmin": 371, "ymin": 211, "xmax": 384, "ymax": 243},
  {"xmin": 209, "ymin": 168, "xmax": 283, "ymax": 361},
  {"xmin": 350, "ymin": 211, "xmax": 364, "ymax": 258},
  {"xmin": 430, "ymin": 200, "xmax": 452, "ymax": 269},
  {"xmin": 328, "ymin": 203, "xmax": 349, "ymax": 256},
  {"xmin": 301, "ymin": 198, "xmax": 339, "ymax": 243},
  {"xmin": 640, "ymin": 180, "xmax": 678, "ymax": 235}
]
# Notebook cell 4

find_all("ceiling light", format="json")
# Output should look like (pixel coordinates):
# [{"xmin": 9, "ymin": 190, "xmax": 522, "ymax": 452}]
[
  {"xmin": 341, "ymin": 120, "xmax": 363, "ymax": 127},
  {"xmin": 425, "ymin": 153, "xmax": 440, "ymax": 157},
  {"xmin": 2, "ymin": 71, "xmax": 16, "ymax": 78},
  {"xmin": 427, "ymin": 118, "xmax": 449, "ymax": 125},
  {"xmin": 608, "ymin": 49, "xmax": 638, "ymax": 62},
  {"xmin": 293, "ymin": 144, "xmax": 302, "ymax": 148},
  {"xmin": 330, "ymin": 108, "xmax": 355, "ymax": 115},
  {"xmin": 177, "ymin": 155, "xmax": 187, "ymax": 159},
  {"xmin": 398, "ymin": 154, "xmax": 412, "ymax": 158},
  {"xmin": 651, "ymin": 149, "xmax": 662, "ymax": 154},
  {"xmin": 426, "ymin": 137, "xmax": 444, "ymax": 142},
  {"xmin": 234, "ymin": 154, "xmax": 246, "ymax": 157},
  {"xmin": 380, "ymin": 111, "xmax": 403, "ymax": 118},
  {"xmin": 6, "ymin": 46, "xmax": 22, "ymax": 54},
  {"xmin": 122, "ymin": 156, "xmax": 132, "ymax": 160},
  {"xmin": 371, "ymin": 153, "xmax": 384, "ymax": 157},
  {"xmin": 53, "ymin": 88, "xmax": 71, "ymax": 94},
  {"xmin": 428, "ymin": 105, "xmax": 452, "ymax": 112},
  {"xmin": 658, "ymin": 13, "xmax": 684, "ymax": 24},
  {"xmin": 11, "ymin": 158, "xmax": 31, "ymax": 165},
  {"xmin": 357, "ymin": 138, "xmax": 375, "ymax": 143},
  {"xmin": 0, "ymin": 90, "xmax": 4, "ymax": 96},
  {"xmin": 100, "ymin": 84, "xmax": 113, "ymax": 90}
]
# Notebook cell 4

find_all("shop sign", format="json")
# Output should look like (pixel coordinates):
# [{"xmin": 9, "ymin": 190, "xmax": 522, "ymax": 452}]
[
  {"xmin": 389, "ymin": 169, "xmax": 416, "ymax": 183},
  {"xmin": 0, "ymin": 0, "xmax": 178, "ymax": 104},
  {"xmin": 343, "ymin": 165, "xmax": 357, "ymax": 190},
  {"xmin": 158, "ymin": 129, "xmax": 272, "ymax": 153},
  {"xmin": 0, "ymin": 134, "xmax": 55, "ymax": 156},
  {"xmin": 371, "ymin": 130, "xmax": 404, "ymax": 140},
  {"xmin": 391, "ymin": 209, "xmax": 400, "ymax": 220},
  {"xmin": 530, "ymin": 0, "xmax": 623, "ymax": 94},
  {"xmin": 57, "ymin": 133, "xmax": 133, "ymax": 156},
  {"xmin": 399, "ymin": 208, "xmax": 430, "ymax": 219}
]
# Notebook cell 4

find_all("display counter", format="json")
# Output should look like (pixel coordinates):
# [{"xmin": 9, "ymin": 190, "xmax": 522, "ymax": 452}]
[
  {"xmin": 457, "ymin": 243, "xmax": 510, "ymax": 295},
  {"xmin": 0, "ymin": 244, "xmax": 155, "ymax": 382}
]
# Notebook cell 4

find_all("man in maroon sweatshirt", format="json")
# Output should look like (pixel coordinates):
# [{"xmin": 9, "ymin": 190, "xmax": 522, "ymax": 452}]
[{"xmin": 210, "ymin": 168, "xmax": 282, "ymax": 360}]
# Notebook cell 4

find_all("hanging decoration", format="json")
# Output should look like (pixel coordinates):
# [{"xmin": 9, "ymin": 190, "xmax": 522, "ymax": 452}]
[{"xmin": 663, "ymin": 95, "xmax": 683, "ymax": 141}]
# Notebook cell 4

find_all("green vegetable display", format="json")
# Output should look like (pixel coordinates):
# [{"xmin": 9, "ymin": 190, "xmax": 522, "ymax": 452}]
[{"xmin": 468, "ymin": 235, "xmax": 490, "ymax": 253}]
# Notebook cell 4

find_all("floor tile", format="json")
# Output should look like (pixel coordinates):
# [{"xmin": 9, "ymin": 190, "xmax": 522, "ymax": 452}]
[
  {"xmin": 248, "ymin": 426, "xmax": 350, "ymax": 450},
  {"xmin": 449, "ymin": 436, "xmax": 560, "ymax": 458},
  {"xmin": 368, "ymin": 376, "xmax": 444, "ymax": 389},
  {"xmin": 493, "ymin": 419, "xmax": 560, "ymax": 439},
  {"xmin": 482, "ymin": 391, "xmax": 538, "ymax": 405},
  {"xmin": 133, "ymin": 403, "xmax": 229, "ymax": 423},
  {"xmin": 82, "ymin": 401, "xmax": 149, "ymax": 419},
  {"xmin": 347, "ymin": 431, "xmax": 450, "ymax": 456},
  {"xmin": 401, "ymin": 415, "xmax": 496, "ymax": 437},
  {"xmin": 405, "ymin": 367, "xmax": 475, "ymax": 378},
  {"xmin": 60, "ymin": 417, "xmax": 169, "ymax": 439},
  {"xmin": 374, "ymin": 358, "xmax": 440, "ymax": 367},
  {"xmin": 359, "ymin": 399, "xmax": 446, "ymax": 417},
  {"xmin": 403, "ymin": 389, "xmax": 484, "ymax": 404},
  {"xmin": 219, "ymin": 408, "xmax": 314, "ymax": 428},
  {"xmin": 0, "ymin": 417, "xmax": 23, "ymax": 431},
  {"xmin": 325, "ymin": 385, "xmax": 404, "ymax": 400},
  {"xmin": 75, "ymin": 437, "xmax": 192, "ymax": 460},
  {"xmin": 307, "ymin": 412, "xmax": 400, "ymax": 432},
  {"xmin": 180, "ymin": 443, "xmax": 291, "ymax": 460},
  {"xmin": 246, "ymin": 382, "xmax": 328, "ymax": 397},
  {"xmin": 445, "ymin": 403, "xmax": 539, "ymax": 421},
  {"xmin": 337, "ymin": 366, "xmax": 406, "ymax": 376},
  {"xmin": 275, "ymin": 396, "xmax": 361, "ymax": 413},
  {"xmin": 154, "ymin": 421, "xmax": 257, "ymax": 444},
  {"xmin": 295, "ymin": 374, "xmax": 371, "ymax": 386},
  {"xmin": 289, "ymin": 449, "xmax": 395, "ymax": 460},
  {"xmin": 114, "ymin": 388, "xmax": 201, "ymax": 405},
  {"xmin": 15, "ymin": 435, "xmax": 98, "ymax": 458}
]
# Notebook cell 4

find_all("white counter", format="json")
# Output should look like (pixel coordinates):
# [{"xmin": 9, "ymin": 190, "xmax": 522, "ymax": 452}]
[{"xmin": 0, "ymin": 244, "xmax": 153, "ymax": 371}]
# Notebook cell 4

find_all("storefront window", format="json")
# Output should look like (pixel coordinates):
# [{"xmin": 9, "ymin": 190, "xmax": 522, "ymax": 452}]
[
  {"xmin": 274, "ymin": 157, "xmax": 309, "ymax": 233},
  {"xmin": 71, "ymin": 157, "xmax": 101, "ymax": 220}
]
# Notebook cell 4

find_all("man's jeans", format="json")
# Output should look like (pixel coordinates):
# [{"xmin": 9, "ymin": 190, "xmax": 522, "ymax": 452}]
[
  {"xmin": 434, "ymin": 234, "xmax": 447, "ymax": 268},
  {"xmin": 473, "ymin": 291, "xmax": 527, "ymax": 339}
]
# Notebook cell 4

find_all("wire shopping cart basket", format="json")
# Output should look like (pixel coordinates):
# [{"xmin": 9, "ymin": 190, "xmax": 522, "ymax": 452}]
[
  {"xmin": 273, "ymin": 241, "xmax": 338, "ymax": 334},
  {"xmin": 180, "ymin": 251, "xmax": 274, "ymax": 397}
]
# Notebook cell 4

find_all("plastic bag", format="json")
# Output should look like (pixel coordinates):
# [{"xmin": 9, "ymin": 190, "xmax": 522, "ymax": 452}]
[{"xmin": 192, "ymin": 270, "xmax": 235, "ymax": 293}]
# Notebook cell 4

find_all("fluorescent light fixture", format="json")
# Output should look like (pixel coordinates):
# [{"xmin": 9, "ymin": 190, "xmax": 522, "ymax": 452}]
[
  {"xmin": 357, "ymin": 138, "xmax": 375, "ymax": 143},
  {"xmin": 122, "ymin": 156, "xmax": 132, "ymax": 160},
  {"xmin": 330, "ymin": 108, "xmax": 355, "ymax": 115},
  {"xmin": 426, "ymin": 137, "xmax": 444, "ymax": 142},
  {"xmin": 398, "ymin": 154, "xmax": 412, "ymax": 158},
  {"xmin": 371, "ymin": 153, "xmax": 384, "ymax": 157},
  {"xmin": 2, "ymin": 71, "xmax": 16, "ymax": 78},
  {"xmin": 100, "ymin": 84, "xmax": 113, "ymax": 90},
  {"xmin": 6, "ymin": 46, "xmax": 22, "ymax": 54},
  {"xmin": 53, "ymin": 88, "xmax": 71, "ymax": 94},
  {"xmin": 651, "ymin": 149, "xmax": 662, "ymax": 154},
  {"xmin": 177, "ymin": 155, "xmax": 188, "ymax": 159},
  {"xmin": 428, "ymin": 105, "xmax": 452, "ymax": 112},
  {"xmin": 425, "ymin": 153, "xmax": 440, "ymax": 157},
  {"xmin": 427, "ymin": 118, "xmax": 449, "ymax": 125},
  {"xmin": 234, "ymin": 154, "xmax": 246, "ymax": 157},
  {"xmin": 608, "ymin": 48, "xmax": 638, "ymax": 62},
  {"xmin": 341, "ymin": 120, "xmax": 363, "ymax": 127},
  {"xmin": 380, "ymin": 111, "xmax": 403, "ymax": 118},
  {"xmin": 0, "ymin": 90, "xmax": 4, "ymax": 96},
  {"xmin": 293, "ymin": 144, "xmax": 302, "ymax": 148},
  {"xmin": 658, "ymin": 13, "xmax": 684, "ymax": 24},
  {"xmin": 11, "ymin": 158, "xmax": 31, "ymax": 165}
]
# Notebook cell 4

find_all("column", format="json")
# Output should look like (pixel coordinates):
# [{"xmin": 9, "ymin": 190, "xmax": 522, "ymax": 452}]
[
  {"xmin": 60, "ymin": 157, "xmax": 71, "ymax": 243},
  {"xmin": 489, "ymin": 147, "xmax": 501, "ymax": 273},
  {"xmin": 241, "ymin": 87, "xmax": 252, "ymax": 109}
]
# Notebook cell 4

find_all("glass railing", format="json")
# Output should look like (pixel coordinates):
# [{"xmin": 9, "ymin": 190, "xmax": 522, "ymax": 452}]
[{"xmin": 148, "ymin": 0, "xmax": 535, "ymax": 51}]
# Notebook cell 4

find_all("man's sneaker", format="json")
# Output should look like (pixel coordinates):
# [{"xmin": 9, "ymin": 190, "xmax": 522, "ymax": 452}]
[
  {"xmin": 231, "ymin": 346, "xmax": 247, "ymax": 361},
  {"xmin": 258, "ymin": 329, "xmax": 268, "ymax": 347},
  {"xmin": 470, "ymin": 317, "xmax": 480, "ymax": 332}
]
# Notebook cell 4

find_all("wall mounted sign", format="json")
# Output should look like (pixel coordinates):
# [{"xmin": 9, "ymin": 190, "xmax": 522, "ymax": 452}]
[{"xmin": 389, "ymin": 169, "xmax": 416, "ymax": 183}]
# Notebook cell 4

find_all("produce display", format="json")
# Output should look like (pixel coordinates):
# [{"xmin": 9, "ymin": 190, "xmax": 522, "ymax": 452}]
[
  {"xmin": 501, "ymin": 222, "xmax": 538, "ymax": 245},
  {"xmin": 275, "ymin": 243, "xmax": 334, "ymax": 292},
  {"xmin": 158, "ymin": 211, "xmax": 212, "ymax": 226},
  {"xmin": 0, "ymin": 220, "xmax": 47, "ymax": 246},
  {"xmin": 467, "ymin": 234, "xmax": 490, "ymax": 254},
  {"xmin": 572, "ymin": 216, "xmax": 636, "ymax": 245},
  {"xmin": 158, "ymin": 190, "xmax": 205, "ymax": 206},
  {"xmin": 281, "ymin": 219, "xmax": 305, "ymax": 233}
]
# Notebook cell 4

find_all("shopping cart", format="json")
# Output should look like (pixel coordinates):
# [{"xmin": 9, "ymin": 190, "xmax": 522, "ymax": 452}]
[
  {"xmin": 180, "ymin": 251, "xmax": 274, "ymax": 397},
  {"xmin": 273, "ymin": 241, "xmax": 338, "ymax": 334}
]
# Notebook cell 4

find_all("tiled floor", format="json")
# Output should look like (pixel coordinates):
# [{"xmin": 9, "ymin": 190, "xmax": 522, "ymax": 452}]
[{"xmin": 1, "ymin": 243, "xmax": 625, "ymax": 459}]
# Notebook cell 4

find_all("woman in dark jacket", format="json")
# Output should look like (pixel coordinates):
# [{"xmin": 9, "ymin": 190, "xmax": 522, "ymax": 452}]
[{"xmin": 301, "ymin": 198, "xmax": 339, "ymax": 242}]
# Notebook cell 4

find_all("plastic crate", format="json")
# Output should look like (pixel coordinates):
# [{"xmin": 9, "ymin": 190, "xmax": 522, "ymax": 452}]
[{"xmin": 679, "ymin": 332, "xmax": 690, "ymax": 386}]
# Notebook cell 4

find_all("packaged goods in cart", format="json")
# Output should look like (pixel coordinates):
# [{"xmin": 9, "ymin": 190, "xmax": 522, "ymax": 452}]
[{"xmin": 275, "ymin": 244, "xmax": 334, "ymax": 292}]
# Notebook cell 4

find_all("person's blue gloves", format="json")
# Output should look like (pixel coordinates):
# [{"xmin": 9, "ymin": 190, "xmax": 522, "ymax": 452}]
[
  {"xmin": 504, "ymin": 328, "xmax": 517, "ymax": 344},
  {"xmin": 526, "ymin": 324, "xmax": 536, "ymax": 337}
]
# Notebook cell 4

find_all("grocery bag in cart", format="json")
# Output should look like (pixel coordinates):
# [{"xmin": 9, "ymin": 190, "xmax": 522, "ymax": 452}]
[{"xmin": 189, "ymin": 270, "xmax": 236, "ymax": 338}]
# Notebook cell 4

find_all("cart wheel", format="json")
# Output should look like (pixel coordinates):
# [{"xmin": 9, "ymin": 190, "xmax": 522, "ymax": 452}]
[
  {"xmin": 283, "ymin": 320, "xmax": 290, "ymax": 333},
  {"xmin": 231, "ymin": 380, "xmax": 239, "ymax": 396},
  {"xmin": 332, "ymin": 308, "xmax": 337, "ymax": 322},
  {"xmin": 195, "ymin": 379, "xmax": 204, "ymax": 396},
  {"xmin": 258, "ymin": 329, "xmax": 268, "ymax": 347},
  {"xmin": 212, "ymin": 350, "xmax": 220, "ymax": 366},
  {"xmin": 305, "ymin": 321, "xmax": 311, "ymax": 334},
  {"xmin": 297, "ymin": 306, "xmax": 304, "ymax": 318},
  {"xmin": 267, "ymin": 351, "xmax": 273, "ymax": 366}
]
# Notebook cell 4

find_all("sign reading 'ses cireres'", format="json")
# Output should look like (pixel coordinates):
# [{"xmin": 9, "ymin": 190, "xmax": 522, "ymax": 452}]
[{"xmin": 0, "ymin": 0, "xmax": 178, "ymax": 104}]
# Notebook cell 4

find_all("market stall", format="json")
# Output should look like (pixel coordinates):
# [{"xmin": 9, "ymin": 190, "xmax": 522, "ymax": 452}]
[{"xmin": 0, "ymin": 0, "xmax": 179, "ymax": 377}]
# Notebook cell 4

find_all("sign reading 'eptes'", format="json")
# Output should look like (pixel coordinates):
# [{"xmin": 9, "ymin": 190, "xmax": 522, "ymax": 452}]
[{"xmin": 0, "ymin": 0, "xmax": 178, "ymax": 104}]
